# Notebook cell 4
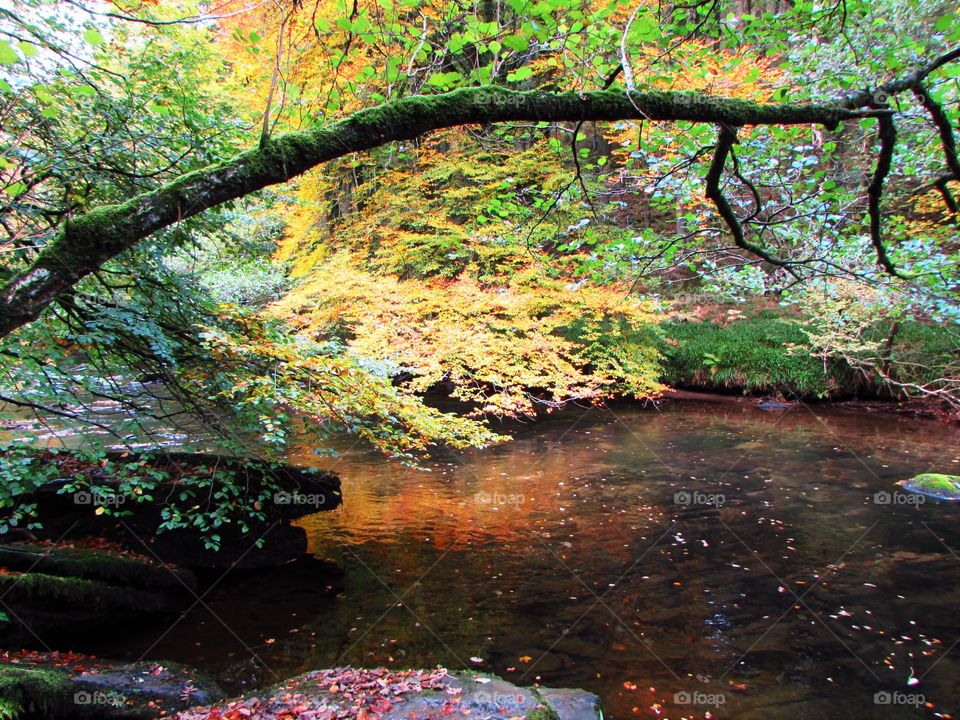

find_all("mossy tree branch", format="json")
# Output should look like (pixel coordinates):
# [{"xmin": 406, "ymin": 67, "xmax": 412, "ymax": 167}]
[{"xmin": 0, "ymin": 85, "xmax": 929, "ymax": 339}]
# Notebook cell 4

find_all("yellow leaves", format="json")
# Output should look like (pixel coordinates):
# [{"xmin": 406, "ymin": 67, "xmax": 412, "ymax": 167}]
[
  {"xmin": 263, "ymin": 128, "xmax": 666, "ymax": 421},
  {"xmin": 269, "ymin": 248, "xmax": 663, "ymax": 418}
]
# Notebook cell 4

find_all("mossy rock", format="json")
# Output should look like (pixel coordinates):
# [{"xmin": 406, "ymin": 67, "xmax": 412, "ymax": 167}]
[
  {"xmin": 0, "ymin": 666, "xmax": 65, "ymax": 719},
  {"xmin": 10, "ymin": 451, "xmax": 341, "ymax": 569},
  {"xmin": 181, "ymin": 667, "xmax": 602, "ymax": 720},
  {"xmin": 526, "ymin": 706, "xmax": 561, "ymax": 720},
  {"xmin": 0, "ymin": 657, "xmax": 224, "ymax": 719},
  {"xmin": 897, "ymin": 474, "xmax": 960, "ymax": 501},
  {"xmin": 0, "ymin": 545, "xmax": 196, "ymax": 643},
  {"xmin": 0, "ymin": 572, "xmax": 175, "ymax": 613},
  {"xmin": 0, "ymin": 545, "xmax": 195, "ymax": 594}
]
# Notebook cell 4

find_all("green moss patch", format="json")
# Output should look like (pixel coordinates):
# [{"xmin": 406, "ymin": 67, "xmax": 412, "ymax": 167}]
[{"xmin": 898, "ymin": 473, "xmax": 960, "ymax": 500}]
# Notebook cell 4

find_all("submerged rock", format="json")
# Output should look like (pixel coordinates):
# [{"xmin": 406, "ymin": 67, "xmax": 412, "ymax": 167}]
[{"xmin": 897, "ymin": 473, "xmax": 960, "ymax": 500}]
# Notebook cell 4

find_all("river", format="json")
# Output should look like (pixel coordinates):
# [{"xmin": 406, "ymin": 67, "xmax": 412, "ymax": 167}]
[{"xmin": 44, "ymin": 397, "xmax": 960, "ymax": 718}]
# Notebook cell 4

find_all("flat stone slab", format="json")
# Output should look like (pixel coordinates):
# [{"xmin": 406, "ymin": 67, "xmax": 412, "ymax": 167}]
[
  {"xmin": 539, "ymin": 686, "xmax": 604, "ymax": 720},
  {"xmin": 897, "ymin": 473, "xmax": 960, "ymax": 500},
  {"xmin": 176, "ymin": 667, "xmax": 602, "ymax": 720}
]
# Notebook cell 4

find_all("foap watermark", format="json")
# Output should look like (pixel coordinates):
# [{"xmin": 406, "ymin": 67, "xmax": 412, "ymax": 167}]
[
  {"xmin": 672, "ymin": 92, "xmax": 727, "ymax": 112},
  {"xmin": 74, "ymin": 491, "xmax": 125, "ymax": 507},
  {"xmin": 668, "ymin": 290, "xmax": 728, "ymax": 305},
  {"xmin": 874, "ymin": 691, "xmax": 925, "ymax": 707},
  {"xmin": 873, "ymin": 491, "xmax": 925, "ymax": 507},
  {"xmin": 674, "ymin": 490, "xmax": 725, "ymax": 508},
  {"xmin": 674, "ymin": 690, "xmax": 726, "ymax": 707},
  {"xmin": 74, "ymin": 690, "xmax": 126, "ymax": 708},
  {"xmin": 473, "ymin": 691, "xmax": 527, "ymax": 707},
  {"xmin": 475, "ymin": 89, "xmax": 527, "ymax": 108},
  {"xmin": 274, "ymin": 491, "xmax": 327, "ymax": 507},
  {"xmin": 474, "ymin": 490, "xmax": 524, "ymax": 507}
]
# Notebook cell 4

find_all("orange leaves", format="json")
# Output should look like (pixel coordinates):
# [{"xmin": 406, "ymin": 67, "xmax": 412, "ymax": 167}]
[{"xmin": 193, "ymin": 304, "xmax": 503, "ymax": 459}]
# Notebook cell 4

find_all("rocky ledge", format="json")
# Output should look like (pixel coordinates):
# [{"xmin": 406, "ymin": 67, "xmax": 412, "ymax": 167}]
[
  {"xmin": 177, "ymin": 667, "xmax": 601, "ymax": 720},
  {"xmin": 3, "ymin": 450, "xmax": 341, "ymax": 569},
  {"xmin": 0, "ymin": 651, "xmax": 224, "ymax": 719},
  {"xmin": 0, "ymin": 542, "xmax": 196, "ymax": 644},
  {"xmin": 0, "ymin": 658, "xmax": 601, "ymax": 720}
]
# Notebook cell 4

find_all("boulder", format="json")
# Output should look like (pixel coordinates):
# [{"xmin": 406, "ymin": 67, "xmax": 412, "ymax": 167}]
[
  {"xmin": 0, "ymin": 662, "xmax": 602, "ymax": 720},
  {"xmin": 0, "ymin": 653, "xmax": 224, "ymax": 719},
  {"xmin": 4, "ymin": 450, "xmax": 341, "ymax": 569},
  {"xmin": 0, "ymin": 544, "xmax": 196, "ymax": 644}
]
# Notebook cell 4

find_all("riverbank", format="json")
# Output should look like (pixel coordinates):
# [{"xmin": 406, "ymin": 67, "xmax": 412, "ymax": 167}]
[
  {"xmin": 654, "ymin": 388, "xmax": 959, "ymax": 423},
  {"xmin": 654, "ymin": 313, "xmax": 959, "ymax": 422}
]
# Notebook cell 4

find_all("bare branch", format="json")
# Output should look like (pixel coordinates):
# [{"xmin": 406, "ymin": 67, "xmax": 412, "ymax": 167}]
[
  {"xmin": 914, "ymin": 83, "xmax": 960, "ymax": 180},
  {"xmin": 866, "ymin": 114, "xmax": 906, "ymax": 277},
  {"xmin": 704, "ymin": 124, "xmax": 798, "ymax": 275}
]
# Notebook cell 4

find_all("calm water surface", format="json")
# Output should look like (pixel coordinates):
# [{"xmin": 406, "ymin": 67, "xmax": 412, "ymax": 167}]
[{"xmin": 82, "ymin": 399, "xmax": 960, "ymax": 719}]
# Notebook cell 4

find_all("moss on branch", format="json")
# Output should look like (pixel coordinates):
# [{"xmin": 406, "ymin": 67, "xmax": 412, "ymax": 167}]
[{"xmin": 0, "ymin": 85, "xmax": 912, "ymax": 338}]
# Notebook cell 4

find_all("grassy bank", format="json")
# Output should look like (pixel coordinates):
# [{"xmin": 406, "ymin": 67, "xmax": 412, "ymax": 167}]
[{"xmin": 657, "ymin": 313, "xmax": 959, "ymax": 401}]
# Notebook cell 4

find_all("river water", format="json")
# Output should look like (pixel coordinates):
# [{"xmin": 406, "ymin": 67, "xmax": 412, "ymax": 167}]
[{"xmin": 64, "ymin": 398, "xmax": 960, "ymax": 718}]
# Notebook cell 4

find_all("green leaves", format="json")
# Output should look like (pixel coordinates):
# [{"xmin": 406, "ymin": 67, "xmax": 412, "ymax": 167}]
[
  {"xmin": 627, "ymin": 11, "xmax": 660, "ymax": 42},
  {"xmin": 501, "ymin": 35, "xmax": 530, "ymax": 52},
  {"xmin": 934, "ymin": 13, "xmax": 954, "ymax": 31},
  {"xmin": 82, "ymin": 27, "xmax": 104, "ymax": 46},
  {"xmin": 506, "ymin": 66, "xmax": 533, "ymax": 82},
  {"xmin": 426, "ymin": 71, "xmax": 463, "ymax": 88},
  {"xmin": 0, "ymin": 40, "xmax": 18, "ymax": 64}
]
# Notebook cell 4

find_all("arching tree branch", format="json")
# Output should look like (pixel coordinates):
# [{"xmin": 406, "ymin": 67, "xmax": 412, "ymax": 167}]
[{"xmin": 0, "ymin": 86, "xmax": 918, "ymax": 339}]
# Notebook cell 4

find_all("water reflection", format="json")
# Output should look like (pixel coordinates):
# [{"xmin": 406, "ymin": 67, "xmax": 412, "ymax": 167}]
[{"xmin": 55, "ymin": 400, "xmax": 960, "ymax": 718}]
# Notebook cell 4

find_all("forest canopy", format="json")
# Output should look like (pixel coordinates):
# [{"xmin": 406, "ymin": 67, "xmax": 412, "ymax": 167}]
[{"xmin": 0, "ymin": 0, "xmax": 958, "ymax": 471}]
